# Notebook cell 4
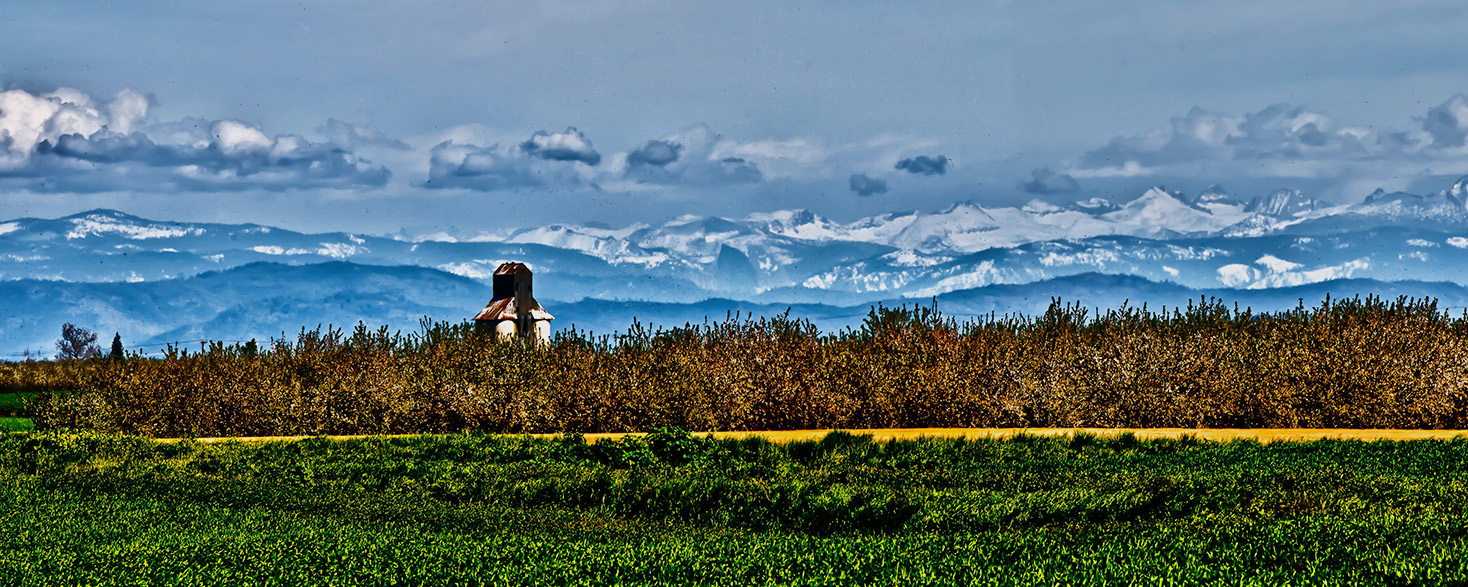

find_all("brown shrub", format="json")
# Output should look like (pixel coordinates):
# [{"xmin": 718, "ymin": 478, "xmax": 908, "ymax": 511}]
[{"xmin": 28, "ymin": 295, "xmax": 1468, "ymax": 436}]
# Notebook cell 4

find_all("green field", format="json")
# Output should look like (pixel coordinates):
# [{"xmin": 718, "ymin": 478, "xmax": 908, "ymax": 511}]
[
  {"xmin": 2, "ymin": 430, "xmax": 1466, "ymax": 585},
  {"xmin": 0, "ymin": 392, "xmax": 35, "ymax": 432},
  {"xmin": 0, "ymin": 417, "xmax": 31, "ymax": 432},
  {"xmin": 0, "ymin": 392, "xmax": 34, "ymax": 415}
]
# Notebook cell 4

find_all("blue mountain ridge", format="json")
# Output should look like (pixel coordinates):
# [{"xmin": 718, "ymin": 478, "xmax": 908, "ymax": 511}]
[
  {"xmin": 5, "ymin": 261, "xmax": 1468, "ymax": 358},
  {"xmin": 8, "ymin": 178, "xmax": 1468, "ymax": 356},
  {"xmin": 6, "ymin": 177, "xmax": 1468, "ymax": 306}
]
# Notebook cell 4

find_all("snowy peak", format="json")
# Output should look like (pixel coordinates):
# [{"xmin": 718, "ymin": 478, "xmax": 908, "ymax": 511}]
[
  {"xmin": 1222, "ymin": 189, "xmax": 1321, "ymax": 237},
  {"xmin": 1101, "ymin": 186, "xmax": 1239, "ymax": 237},
  {"xmin": 889, "ymin": 201, "xmax": 1003, "ymax": 253},
  {"xmin": 1134, "ymin": 187, "xmax": 1207, "ymax": 211},
  {"xmin": 11, "ymin": 176, "xmax": 1468, "ymax": 306},
  {"xmin": 63, "ymin": 209, "xmax": 210, "ymax": 241},
  {"xmin": 1192, "ymin": 184, "xmax": 1246, "ymax": 218},
  {"xmin": 745, "ymin": 209, "xmax": 840, "ymax": 241},
  {"xmin": 1246, "ymin": 189, "xmax": 1318, "ymax": 217},
  {"xmin": 504, "ymin": 224, "xmax": 654, "ymax": 267},
  {"xmin": 1196, "ymin": 184, "xmax": 1229, "ymax": 200},
  {"xmin": 1195, "ymin": 184, "xmax": 1243, "ymax": 207},
  {"xmin": 1450, "ymin": 176, "xmax": 1468, "ymax": 200},
  {"xmin": 63, "ymin": 208, "xmax": 150, "ymax": 222},
  {"xmin": 1069, "ymin": 197, "xmax": 1118, "ymax": 214},
  {"xmin": 1021, "ymin": 199, "xmax": 1064, "ymax": 214},
  {"xmin": 1364, "ymin": 189, "xmax": 1419, "ymax": 205},
  {"xmin": 840, "ymin": 210, "xmax": 919, "ymax": 242},
  {"xmin": 1355, "ymin": 186, "xmax": 1467, "ymax": 223}
]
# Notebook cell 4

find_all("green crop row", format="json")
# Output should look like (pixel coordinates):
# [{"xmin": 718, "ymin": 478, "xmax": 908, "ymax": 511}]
[
  {"xmin": 23, "ymin": 294, "xmax": 1468, "ymax": 436},
  {"xmin": 3, "ymin": 431, "xmax": 1467, "ymax": 585}
]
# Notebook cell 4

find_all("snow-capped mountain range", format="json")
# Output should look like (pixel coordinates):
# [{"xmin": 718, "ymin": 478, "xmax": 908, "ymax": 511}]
[
  {"xmin": 5, "ymin": 177, "xmax": 1468, "ymax": 355},
  {"xmin": 7, "ymin": 177, "xmax": 1468, "ymax": 296}
]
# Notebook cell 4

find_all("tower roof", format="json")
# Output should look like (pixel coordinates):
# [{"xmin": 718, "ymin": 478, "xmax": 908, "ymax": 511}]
[
  {"xmin": 475, "ymin": 260, "xmax": 552, "ymax": 321},
  {"xmin": 472, "ymin": 298, "xmax": 554, "ymax": 321},
  {"xmin": 472, "ymin": 298, "xmax": 517, "ymax": 321},
  {"xmin": 495, "ymin": 262, "xmax": 532, "ymax": 275}
]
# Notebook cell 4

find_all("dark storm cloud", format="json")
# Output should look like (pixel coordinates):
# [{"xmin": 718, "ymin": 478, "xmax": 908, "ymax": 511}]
[
  {"xmin": 424, "ymin": 141, "xmax": 549, "ymax": 191},
  {"xmin": 622, "ymin": 127, "xmax": 764, "ymax": 186},
  {"xmin": 423, "ymin": 136, "xmax": 601, "ymax": 192},
  {"xmin": 1295, "ymin": 123, "xmax": 1328, "ymax": 147},
  {"xmin": 1019, "ymin": 167, "xmax": 1080, "ymax": 194},
  {"xmin": 848, "ymin": 173, "xmax": 888, "ymax": 196},
  {"xmin": 427, "ymin": 124, "xmax": 773, "ymax": 192},
  {"xmin": 11, "ymin": 129, "xmax": 389, "ymax": 193},
  {"xmin": 519, "ymin": 127, "xmax": 602, "ymax": 166},
  {"xmin": 689, "ymin": 157, "xmax": 762, "ymax": 185},
  {"xmin": 894, "ymin": 155, "xmax": 948, "ymax": 176},
  {"xmin": 626, "ymin": 140, "xmax": 682, "ymax": 167},
  {"xmin": 1421, "ymin": 95, "xmax": 1468, "ymax": 148}
]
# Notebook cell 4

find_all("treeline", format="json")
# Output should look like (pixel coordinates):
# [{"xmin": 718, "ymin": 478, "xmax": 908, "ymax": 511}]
[
  {"xmin": 0, "ymin": 360, "xmax": 80, "ymax": 398},
  {"xmin": 26, "ymin": 295, "xmax": 1468, "ymax": 436}
]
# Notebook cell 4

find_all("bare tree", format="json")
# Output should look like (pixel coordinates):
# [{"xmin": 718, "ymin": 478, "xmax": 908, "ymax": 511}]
[{"xmin": 56, "ymin": 323, "xmax": 101, "ymax": 361}]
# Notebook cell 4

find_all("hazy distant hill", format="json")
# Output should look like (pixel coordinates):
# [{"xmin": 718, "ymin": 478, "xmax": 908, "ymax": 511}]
[
  {"xmin": 0, "ymin": 262, "xmax": 487, "ymax": 357},
  {"xmin": 7, "ymin": 262, "xmax": 1468, "ymax": 358}
]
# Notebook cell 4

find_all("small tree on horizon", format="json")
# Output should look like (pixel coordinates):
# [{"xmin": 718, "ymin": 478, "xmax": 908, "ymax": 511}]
[
  {"xmin": 56, "ymin": 323, "xmax": 101, "ymax": 361},
  {"xmin": 110, "ymin": 332, "xmax": 125, "ymax": 361}
]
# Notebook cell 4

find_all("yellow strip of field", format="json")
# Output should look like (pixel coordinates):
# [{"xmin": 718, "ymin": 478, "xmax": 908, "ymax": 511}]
[{"xmin": 157, "ymin": 428, "xmax": 1468, "ymax": 444}]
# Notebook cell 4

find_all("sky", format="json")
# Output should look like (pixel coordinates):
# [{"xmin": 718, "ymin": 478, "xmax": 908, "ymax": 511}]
[{"xmin": 3, "ymin": 0, "xmax": 1468, "ymax": 237}]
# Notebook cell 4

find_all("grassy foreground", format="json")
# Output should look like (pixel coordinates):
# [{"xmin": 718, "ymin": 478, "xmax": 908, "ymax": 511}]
[
  {"xmin": 0, "ymin": 417, "xmax": 31, "ymax": 432},
  {"xmin": 0, "ymin": 392, "xmax": 36, "ymax": 433},
  {"xmin": 3, "ymin": 430, "xmax": 1467, "ymax": 586}
]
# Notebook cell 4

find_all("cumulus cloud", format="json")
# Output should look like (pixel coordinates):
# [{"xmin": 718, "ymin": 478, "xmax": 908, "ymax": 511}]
[
  {"xmin": 848, "ymin": 173, "xmax": 888, "ymax": 196},
  {"xmin": 626, "ymin": 139, "xmax": 681, "ymax": 167},
  {"xmin": 1019, "ymin": 167, "xmax": 1080, "ymax": 194},
  {"xmin": 712, "ymin": 136, "xmax": 827, "ymax": 180},
  {"xmin": 1421, "ymin": 95, "xmax": 1468, "ymax": 149},
  {"xmin": 105, "ymin": 89, "xmax": 152, "ymax": 135},
  {"xmin": 621, "ymin": 125, "xmax": 763, "ymax": 186},
  {"xmin": 427, "ymin": 142, "xmax": 543, "ymax": 190},
  {"xmin": 0, "ymin": 87, "xmax": 389, "ymax": 192},
  {"xmin": 423, "ymin": 126, "xmax": 611, "ymax": 191},
  {"xmin": 1066, "ymin": 97, "xmax": 1468, "ymax": 181},
  {"xmin": 426, "ymin": 123, "xmax": 782, "ymax": 192},
  {"xmin": 894, "ymin": 154, "xmax": 948, "ymax": 175},
  {"xmin": 698, "ymin": 157, "xmax": 763, "ymax": 184},
  {"xmin": 424, "ymin": 139, "xmax": 594, "ymax": 191},
  {"xmin": 0, "ymin": 88, "xmax": 111, "ymax": 158},
  {"xmin": 319, "ymin": 118, "xmax": 411, "ymax": 151},
  {"xmin": 1078, "ymin": 105, "xmax": 1360, "ymax": 173},
  {"xmin": 520, "ymin": 127, "xmax": 601, "ymax": 166}
]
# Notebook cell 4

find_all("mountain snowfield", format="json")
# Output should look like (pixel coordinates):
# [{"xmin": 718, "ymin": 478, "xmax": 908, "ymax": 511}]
[{"xmin": 4, "ymin": 177, "xmax": 1468, "ymax": 355}]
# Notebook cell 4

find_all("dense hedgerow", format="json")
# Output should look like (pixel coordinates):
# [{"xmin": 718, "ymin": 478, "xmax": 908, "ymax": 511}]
[
  {"xmin": 0, "ymin": 360, "xmax": 79, "ymax": 399},
  {"xmin": 24, "ymin": 295, "xmax": 1468, "ymax": 436}
]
